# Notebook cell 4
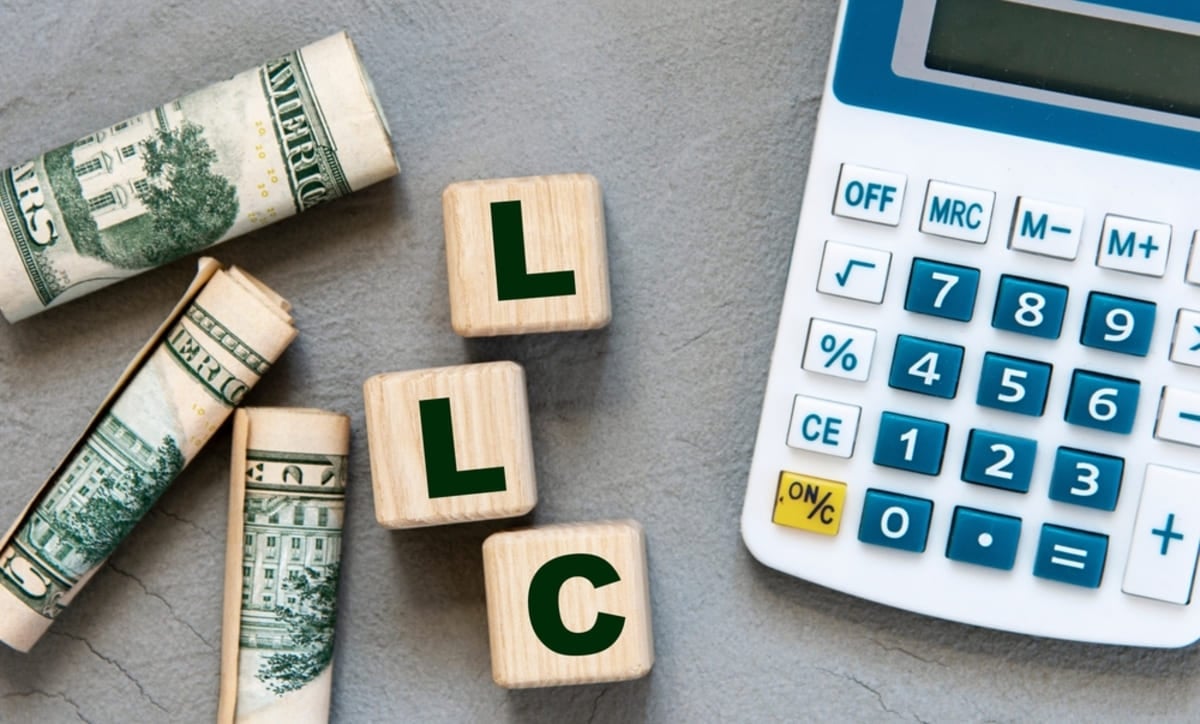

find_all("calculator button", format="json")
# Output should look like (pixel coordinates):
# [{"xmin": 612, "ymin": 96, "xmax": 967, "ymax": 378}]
[
  {"xmin": 772, "ymin": 472, "xmax": 846, "ymax": 536},
  {"xmin": 1169, "ymin": 309, "xmax": 1200, "ymax": 367},
  {"xmin": 1096, "ymin": 214, "xmax": 1171, "ymax": 277},
  {"xmin": 991, "ymin": 275, "xmax": 1068, "ymax": 339},
  {"xmin": 786, "ymin": 395, "xmax": 860, "ymax": 458},
  {"xmin": 888, "ymin": 335, "xmax": 964, "ymax": 399},
  {"xmin": 873, "ymin": 411, "xmax": 948, "ymax": 476},
  {"xmin": 904, "ymin": 258, "xmax": 980, "ymax": 322},
  {"xmin": 975, "ymin": 353, "xmax": 1052, "ymax": 417},
  {"xmin": 1008, "ymin": 197, "xmax": 1085, "ymax": 260},
  {"xmin": 802, "ymin": 318, "xmax": 876, "ymax": 382},
  {"xmin": 1047, "ymin": 447, "xmax": 1124, "ymax": 512},
  {"xmin": 1122, "ymin": 465, "xmax": 1200, "ymax": 605},
  {"xmin": 1187, "ymin": 232, "xmax": 1200, "ymax": 286},
  {"xmin": 857, "ymin": 489, "xmax": 933, "ymax": 553},
  {"xmin": 961, "ymin": 429, "xmax": 1037, "ymax": 494},
  {"xmin": 816, "ymin": 241, "xmax": 892, "ymax": 303},
  {"xmin": 1033, "ymin": 524, "xmax": 1108, "ymax": 589},
  {"xmin": 920, "ymin": 180, "xmax": 994, "ymax": 243},
  {"xmin": 1153, "ymin": 386, "xmax": 1200, "ymax": 448},
  {"xmin": 1064, "ymin": 370, "xmax": 1140, "ymax": 434},
  {"xmin": 945, "ymin": 507, "xmax": 1022, "ymax": 571},
  {"xmin": 1080, "ymin": 292, "xmax": 1156, "ymax": 357},
  {"xmin": 832, "ymin": 164, "xmax": 906, "ymax": 226}
]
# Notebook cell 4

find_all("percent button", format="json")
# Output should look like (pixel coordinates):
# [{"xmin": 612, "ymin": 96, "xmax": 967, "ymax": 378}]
[
  {"xmin": 773, "ymin": 471, "xmax": 847, "ymax": 536},
  {"xmin": 803, "ymin": 318, "xmax": 877, "ymax": 382}
]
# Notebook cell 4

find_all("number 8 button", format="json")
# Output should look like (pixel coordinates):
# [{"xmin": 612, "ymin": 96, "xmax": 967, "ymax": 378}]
[{"xmin": 992, "ymin": 275, "xmax": 1068, "ymax": 339}]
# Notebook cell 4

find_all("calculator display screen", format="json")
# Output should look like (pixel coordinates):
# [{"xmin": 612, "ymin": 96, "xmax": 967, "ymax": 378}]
[{"xmin": 925, "ymin": 0, "xmax": 1200, "ymax": 119}]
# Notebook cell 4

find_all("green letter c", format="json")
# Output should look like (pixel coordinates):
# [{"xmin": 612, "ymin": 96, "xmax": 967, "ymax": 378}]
[{"xmin": 527, "ymin": 553, "xmax": 625, "ymax": 656}]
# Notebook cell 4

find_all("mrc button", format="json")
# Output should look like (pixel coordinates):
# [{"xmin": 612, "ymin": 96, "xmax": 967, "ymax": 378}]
[
  {"xmin": 920, "ymin": 180, "xmax": 994, "ymax": 243},
  {"xmin": 833, "ymin": 163, "xmax": 906, "ymax": 226}
]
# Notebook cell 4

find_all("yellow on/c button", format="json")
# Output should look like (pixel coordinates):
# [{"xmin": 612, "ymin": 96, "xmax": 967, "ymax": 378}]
[{"xmin": 772, "ymin": 471, "xmax": 846, "ymax": 536}]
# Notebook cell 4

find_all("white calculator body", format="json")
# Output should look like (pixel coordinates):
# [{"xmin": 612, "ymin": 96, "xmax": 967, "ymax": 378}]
[{"xmin": 742, "ymin": 0, "xmax": 1200, "ymax": 647}]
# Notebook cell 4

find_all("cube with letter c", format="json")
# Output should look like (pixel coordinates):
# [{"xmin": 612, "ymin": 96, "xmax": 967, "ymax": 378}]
[{"xmin": 482, "ymin": 520, "xmax": 654, "ymax": 688}]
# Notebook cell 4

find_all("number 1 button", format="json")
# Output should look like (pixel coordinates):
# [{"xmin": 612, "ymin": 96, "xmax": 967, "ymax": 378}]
[
  {"xmin": 904, "ymin": 258, "xmax": 980, "ymax": 322},
  {"xmin": 874, "ymin": 412, "xmax": 948, "ymax": 476}
]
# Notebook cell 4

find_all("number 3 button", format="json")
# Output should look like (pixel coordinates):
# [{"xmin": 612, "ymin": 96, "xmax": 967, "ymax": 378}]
[{"xmin": 992, "ymin": 275, "xmax": 1068, "ymax": 339}]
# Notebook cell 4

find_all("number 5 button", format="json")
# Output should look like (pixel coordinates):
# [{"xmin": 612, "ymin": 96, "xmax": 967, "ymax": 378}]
[{"xmin": 976, "ymin": 353, "xmax": 1052, "ymax": 417}]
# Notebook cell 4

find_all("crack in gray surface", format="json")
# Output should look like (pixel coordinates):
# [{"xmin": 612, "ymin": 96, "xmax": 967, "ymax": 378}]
[
  {"xmin": 50, "ymin": 631, "xmax": 169, "ymax": 714},
  {"xmin": 3, "ymin": 688, "xmax": 92, "ymax": 723},
  {"xmin": 586, "ymin": 685, "xmax": 612, "ymax": 724},
  {"xmin": 870, "ymin": 637, "xmax": 949, "ymax": 668},
  {"xmin": 152, "ymin": 507, "xmax": 220, "ymax": 544},
  {"xmin": 819, "ymin": 667, "xmax": 907, "ymax": 721},
  {"xmin": 106, "ymin": 561, "xmax": 215, "ymax": 650}
]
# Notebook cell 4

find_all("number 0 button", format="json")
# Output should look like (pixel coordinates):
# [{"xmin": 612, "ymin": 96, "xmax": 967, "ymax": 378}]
[
  {"xmin": 1064, "ymin": 369, "xmax": 1140, "ymax": 434},
  {"xmin": 874, "ymin": 411, "xmax": 949, "ymax": 476},
  {"xmin": 992, "ymin": 275, "xmax": 1068, "ymax": 339},
  {"xmin": 858, "ymin": 489, "xmax": 934, "ymax": 553},
  {"xmin": 904, "ymin": 258, "xmax": 980, "ymax": 322}
]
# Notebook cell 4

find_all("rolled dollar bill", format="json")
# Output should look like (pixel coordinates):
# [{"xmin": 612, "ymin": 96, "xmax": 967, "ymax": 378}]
[
  {"xmin": 0, "ymin": 31, "xmax": 397, "ymax": 322},
  {"xmin": 0, "ymin": 257, "xmax": 297, "ymax": 652},
  {"xmin": 218, "ymin": 408, "xmax": 349, "ymax": 724}
]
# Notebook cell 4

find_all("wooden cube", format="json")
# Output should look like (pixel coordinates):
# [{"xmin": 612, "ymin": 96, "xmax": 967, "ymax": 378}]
[
  {"xmin": 443, "ymin": 173, "xmax": 612, "ymax": 336},
  {"xmin": 482, "ymin": 520, "xmax": 654, "ymax": 688},
  {"xmin": 363, "ymin": 361, "xmax": 537, "ymax": 528}
]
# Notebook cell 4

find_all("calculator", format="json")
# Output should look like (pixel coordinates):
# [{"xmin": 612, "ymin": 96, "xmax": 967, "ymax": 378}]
[{"xmin": 742, "ymin": 0, "xmax": 1200, "ymax": 647}]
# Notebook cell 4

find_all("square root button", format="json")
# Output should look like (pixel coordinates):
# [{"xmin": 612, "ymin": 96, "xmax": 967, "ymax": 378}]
[
  {"xmin": 1122, "ymin": 465, "xmax": 1200, "ymax": 605},
  {"xmin": 786, "ymin": 395, "xmax": 861, "ymax": 458}
]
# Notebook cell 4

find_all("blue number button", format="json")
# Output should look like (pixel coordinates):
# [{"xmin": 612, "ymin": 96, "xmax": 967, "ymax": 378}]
[
  {"xmin": 888, "ymin": 335, "xmax": 964, "ymax": 399},
  {"xmin": 1047, "ymin": 447, "xmax": 1124, "ymax": 512},
  {"xmin": 961, "ymin": 429, "xmax": 1037, "ymax": 493},
  {"xmin": 904, "ymin": 258, "xmax": 980, "ymax": 322},
  {"xmin": 992, "ymin": 275, "xmax": 1068, "ymax": 339},
  {"xmin": 857, "ymin": 489, "xmax": 934, "ymax": 553},
  {"xmin": 946, "ymin": 507, "xmax": 1022, "ymax": 571},
  {"xmin": 976, "ymin": 353, "xmax": 1052, "ymax": 416},
  {"xmin": 1064, "ymin": 370, "xmax": 1140, "ymax": 434},
  {"xmin": 1033, "ymin": 524, "xmax": 1108, "ymax": 589},
  {"xmin": 1080, "ymin": 292, "xmax": 1156, "ymax": 356},
  {"xmin": 874, "ymin": 412, "xmax": 949, "ymax": 476}
]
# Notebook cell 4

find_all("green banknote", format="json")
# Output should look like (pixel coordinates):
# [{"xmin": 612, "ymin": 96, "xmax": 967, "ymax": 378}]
[
  {"xmin": 0, "ymin": 32, "xmax": 396, "ymax": 322},
  {"xmin": 0, "ymin": 260, "xmax": 297, "ymax": 653}
]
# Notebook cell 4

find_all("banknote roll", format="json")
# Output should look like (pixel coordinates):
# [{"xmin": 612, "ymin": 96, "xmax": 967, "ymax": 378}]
[
  {"xmin": 0, "ymin": 31, "xmax": 397, "ymax": 322},
  {"xmin": 219, "ymin": 408, "xmax": 350, "ymax": 724},
  {"xmin": 0, "ymin": 258, "xmax": 297, "ymax": 652}
]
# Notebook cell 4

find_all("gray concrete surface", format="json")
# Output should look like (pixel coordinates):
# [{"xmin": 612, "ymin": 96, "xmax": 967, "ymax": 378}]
[{"xmin": 2, "ymin": 1, "xmax": 1199, "ymax": 722}]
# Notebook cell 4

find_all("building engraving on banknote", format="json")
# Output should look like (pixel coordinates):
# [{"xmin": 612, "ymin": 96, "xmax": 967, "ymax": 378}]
[
  {"xmin": 0, "ymin": 414, "xmax": 182, "ymax": 617},
  {"xmin": 0, "ymin": 47, "xmax": 349, "ymax": 308},
  {"xmin": 240, "ymin": 450, "xmax": 346, "ymax": 695}
]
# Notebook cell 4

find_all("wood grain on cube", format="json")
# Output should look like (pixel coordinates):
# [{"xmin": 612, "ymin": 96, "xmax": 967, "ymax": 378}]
[
  {"xmin": 483, "ymin": 520, "xmax": 654, "ymax": 688},
  {"xmin": 443, "ymin": 173, "xmax": 611, "ymax": 336},
  {"xmin": 363, "ymin": 361, "xmax": 537, "ymax": 528}
]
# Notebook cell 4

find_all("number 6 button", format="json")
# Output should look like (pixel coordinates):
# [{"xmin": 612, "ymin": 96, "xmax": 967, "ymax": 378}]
[{"xmin": 1065, "ymin": 369, "xmax": 1140, "ymax": 434}]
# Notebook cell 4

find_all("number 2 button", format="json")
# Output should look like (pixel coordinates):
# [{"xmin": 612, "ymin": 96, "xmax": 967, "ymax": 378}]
[
  {"xmin": 905, "ymin": 259, "xmax": 980, "ymax": 322},
  {"xmin": 992, "ymin": 275, "xmax": 1068, "ymax": 339}
]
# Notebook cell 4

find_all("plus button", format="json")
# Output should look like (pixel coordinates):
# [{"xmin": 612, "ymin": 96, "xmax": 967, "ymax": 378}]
[
  {"xmin": 1138, "ymin": 235, "xmax": 1161, "ymax": 259},
  {"xmin": 1152, "ymin": 513, "xmax": 1184, "ymax": 555}
]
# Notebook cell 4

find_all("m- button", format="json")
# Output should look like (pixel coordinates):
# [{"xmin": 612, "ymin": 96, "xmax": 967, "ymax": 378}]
[
  {"xmin": 1123, "ymin": 465, "xmax": 1200, "ymax": 604},
  {"xmin": 833, "ymin": 164, "xmax": 906, "ymax": 226},
  {"xmin": 1097, "ymin": 214, "xmax": 1172, "ymax": 277}
]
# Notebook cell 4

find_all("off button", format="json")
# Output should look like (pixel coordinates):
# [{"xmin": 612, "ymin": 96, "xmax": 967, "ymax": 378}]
[{"xmin": 833, "ymin": 163, "xmax": 907, "ymax": 226}]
